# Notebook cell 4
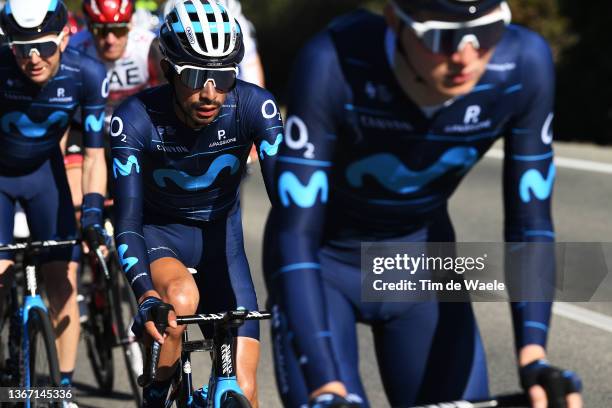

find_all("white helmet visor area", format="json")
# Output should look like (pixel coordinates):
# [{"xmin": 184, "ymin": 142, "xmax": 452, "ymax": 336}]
[{"xmin": 392, "ymin": 1, "xmax": 512, "ymax": 54}]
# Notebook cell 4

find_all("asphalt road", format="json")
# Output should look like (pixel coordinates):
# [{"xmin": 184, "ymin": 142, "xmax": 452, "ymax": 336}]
[{"xmin": 71, "ymin": 141, "xmax": 612, "ymax": 407}]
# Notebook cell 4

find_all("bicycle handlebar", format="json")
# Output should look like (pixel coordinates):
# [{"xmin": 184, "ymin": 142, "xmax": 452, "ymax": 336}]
[
  {"xmin": 137, "ymin": 310, "xmax": 271, "ymax": 388},
  {"xmin": 0, "ymin": 239, "xmax": 79, "ymax": 253},
  {"xmin": 175, "ymin": 310, "xmax": 272, "ymax": 325},
  {"xmin": 409, "ymin": 393, "xmax": 529, "ymax": 407}
]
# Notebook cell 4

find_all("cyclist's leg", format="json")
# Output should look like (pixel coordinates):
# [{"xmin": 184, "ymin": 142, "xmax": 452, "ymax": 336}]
[
  {"xmin": 20, "ymin": 151, "xmax": 80, "ymax": 380},
  {"xmin": 372, "ymin": 301, "xmax": 488, "ymax": 405},
  {"xmin": 194, "ymin": 202, "xmax": 260, "ymax": 405},
  {"xmin": 60, "ymin": 127, "xmax": 84, "ymax": 212},
  {"xmin": 143, "ymin": 223, "xmax": 200, "ymax": 379},
  {"xmin": 374, "ymin": 210, "xmax": 489, "ymax": 405},
  {"xmin": 150, "ymin": 257, "xmax": 199, "ymax": 377}
]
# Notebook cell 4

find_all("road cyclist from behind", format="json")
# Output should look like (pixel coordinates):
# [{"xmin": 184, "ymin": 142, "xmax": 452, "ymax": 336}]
[
  {"xmin": 263, "ymin": 0, "xmax": 582, "ymax": 407},
  {"xmin": 111, "ymin": 0, "xmax": 283, "ymax": 406},
  {"xmin": 0, "ymin": 0, "xmax": 108, "ymax": 401}
]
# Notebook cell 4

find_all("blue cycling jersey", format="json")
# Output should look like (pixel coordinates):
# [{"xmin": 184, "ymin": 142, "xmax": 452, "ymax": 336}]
[
  {"xmin": 264, "ymin": 10, "xmax": 556, "ymax": 398},
  {"xmin": 111, "ymin": 81, "xmax": 282, "ymax": 299},
  {"xmin": 0, "ymin": 46, "xmax": 107, "ymax": 170}
]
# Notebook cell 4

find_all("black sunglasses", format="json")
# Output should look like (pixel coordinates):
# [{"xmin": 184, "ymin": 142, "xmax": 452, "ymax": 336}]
[{"xmin": 169, "ymin": 61, "xmax": 238, "ymax": 92}]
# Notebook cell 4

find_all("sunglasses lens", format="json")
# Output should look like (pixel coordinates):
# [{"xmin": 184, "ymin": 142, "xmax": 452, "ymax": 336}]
[
  {"xmin": 179, "ymin": 68, "xmax": 237, "ymax": 92},
  {"xmin": 12, "ymin": 42, "xmax": 58, "ymax": 58},
  {"xmin": 92, "ymin": 24, "xmax": 129, "ymax": 37},
  {"xmin": 208, "ymin": 70, "xmax": 237, "ymax": 92},
  {"xmin": 419, "ymin": 20, "xmax": 507, "ymax": 54},
  {"xmin": 37, "ymin": 42, "xmax": 60, "ymax": 57}
]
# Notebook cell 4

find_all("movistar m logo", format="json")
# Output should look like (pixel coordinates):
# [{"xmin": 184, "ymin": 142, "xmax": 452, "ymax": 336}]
[
  {"xmin": 278, "ymin": 170, "xmax": 328, "ymax": 208},
  {"xmin": 153, "ymin": 154, "xmax": 240, "ymax": 191},
  {"xmin": 85, "ymin": 112, "xmax": 105, "ymax": 132},
  {"xmin": 259, "ymin": 133, "xmax": 283, "ymax": 160},
  {"xmin": 118, "ymin": 244, "xmax": 138, "ymax": 273},
  {"xmin": 113, "ymin": 155, "xmax": 140, "ymax": 178},
  {"xmin": 519, "ymin": 163, "xmax": 555, "ymax": 203},
  {"xmin": 1, "ymin": 111, "xmax": 69, "ymax": 138},
  {"xmin": 346, "ymin": 147, "xmax": 478, "ymax": 194}
]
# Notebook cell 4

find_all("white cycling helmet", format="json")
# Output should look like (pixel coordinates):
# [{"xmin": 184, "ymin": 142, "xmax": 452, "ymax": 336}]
[{"xmin": 159, "ymin": 0, "xmax": 244, "ymax": 67}]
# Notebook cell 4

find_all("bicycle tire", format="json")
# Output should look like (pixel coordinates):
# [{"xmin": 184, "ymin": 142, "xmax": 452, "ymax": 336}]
[
  {"xmin": 110, "ymin": 252, "xmax": 143, "ymax": 408},
  {"xmin": 26, "ymin": 306, "xmax": 61, "ymax": 408},
  {"xmin": 220, "ymin": 391, "xmax": 252, "ymax": 408},
  {"xmin": 84, "ymin": 257, "xmax": 115, "ymax": 391}
]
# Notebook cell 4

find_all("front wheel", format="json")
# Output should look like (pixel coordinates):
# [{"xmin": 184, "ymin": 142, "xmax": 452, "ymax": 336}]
[
  {"xmin": 27, "ymin": 306, "xmax": 61, "ymax": 408},
  {"xmin": 84, "ymin": 257, "xmax": 115, "ymax": 391},
  {"xmin": 220, "ymin": 391, "xmax": 252, "ymax": 408}
]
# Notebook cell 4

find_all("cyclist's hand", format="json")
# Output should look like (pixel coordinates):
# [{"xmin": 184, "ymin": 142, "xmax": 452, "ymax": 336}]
[
  {"xmin": 520, "ymin": 359, "xmax": 583, "ymax": 408},
  {"xmin": 308, "ymin": 393, "xmax": 362, "ymax": 408},
  {"xmin": 82, "ymin": 224, "xmax": 109, "ymax": 258},
  {"xmin": 132, "ymin": 294, "xmax": 177, "ymax": 343}
]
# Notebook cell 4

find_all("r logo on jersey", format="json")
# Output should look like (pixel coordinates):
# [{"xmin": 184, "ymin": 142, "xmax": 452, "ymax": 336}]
[
  {"xmin": 218, "ymin": 129, "xmax": 226, "ymax": 140},
  {"xmin": 57, "ymin": 88, "xmax": 65, "ymax": 98},
  {"xmin": 464, "ymin": 105, "xmax": 481, "ymax": 124}
]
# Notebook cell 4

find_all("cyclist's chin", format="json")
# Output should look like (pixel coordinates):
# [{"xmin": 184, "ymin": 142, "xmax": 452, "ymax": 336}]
[
  {"xmin": 435, "ymin": 75, "xmax": 482, "ymax": 98},
  {"xmin": 101, "ymin": 49, "xmax": 123, "ymax": 62},
  {"xmin": 22, "ymin": 65, "xmax": 54, "ymax": 85},
  {"xmin": 188, "ymin": 111, "xmax": 218, "ymax": 128}
]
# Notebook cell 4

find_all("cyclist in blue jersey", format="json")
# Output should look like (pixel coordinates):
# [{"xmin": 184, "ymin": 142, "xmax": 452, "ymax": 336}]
[
  {"xmin": 263, "ymin": 1, "xmax": 582, "ymax": 407},
  {"xmin": 0, "ymin": 0, "xmax": 108, "ymax": 392},
  {"xmin": 111, "ymin": 1, "xmax": 283, "ymax": 406}
]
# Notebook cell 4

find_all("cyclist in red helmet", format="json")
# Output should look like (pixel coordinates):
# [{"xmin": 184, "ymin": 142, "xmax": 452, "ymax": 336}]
[{"xmin": 64, "ymin": 0, "xmax": 164, "ymax": 208}]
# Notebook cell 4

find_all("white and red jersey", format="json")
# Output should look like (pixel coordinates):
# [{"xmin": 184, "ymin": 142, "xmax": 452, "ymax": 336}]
[{"xmin": 69, "ymin": 27, "xmax": 159, "ymax": 109}]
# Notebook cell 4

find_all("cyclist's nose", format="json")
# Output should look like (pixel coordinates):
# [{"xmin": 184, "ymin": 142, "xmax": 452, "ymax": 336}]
[
  {"xmin": 29, "ymin": 51, "xmax": 42, "ymax": 64},
  {"xmin": 105, "ymin": 32, "xmax": 118, "ymax": 44},
  {"xmin": 200, "ymin": 81, "xmax": 217, "ymax": 100},
  {"xmin": 451, "ymin": 41, "xmax": 479, "ymax": 66}
]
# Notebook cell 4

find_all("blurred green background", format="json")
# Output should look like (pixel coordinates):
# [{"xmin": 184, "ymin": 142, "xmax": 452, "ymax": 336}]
[{"xmin": 62, "ymin": 0, "xmax": 611, "ymax": 144}]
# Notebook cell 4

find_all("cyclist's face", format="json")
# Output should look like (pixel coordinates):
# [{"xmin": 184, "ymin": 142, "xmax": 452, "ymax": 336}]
[
  {"xmin": 172, "ymin": 73, "xmax": 228, "ymax": 128},
  {"xmin": 387, "ymin": 5, "xmax": 498, "ymax": 98},
  {"xmin": 93, "ymin": 25, "xmax": 130, "ymax": 62},
  {"xmin": 12, "ymin": 30, "xmax": 69, "ymax": 86}
]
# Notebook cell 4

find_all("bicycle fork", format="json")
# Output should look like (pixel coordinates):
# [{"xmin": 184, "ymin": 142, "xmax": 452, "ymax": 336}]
[{"xmin": 21, "ymin": 265, "xmax": 49, "ymax": 408}]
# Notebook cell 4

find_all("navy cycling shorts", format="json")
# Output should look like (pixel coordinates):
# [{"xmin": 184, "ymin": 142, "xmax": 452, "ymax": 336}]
[
  {"xmin": 266, "ymin": 210, "xmax": 489, "ymax": 407},
  {"xmin": 0, "ymin": 149, "xmax": 78, "ymax": 262},
  {"xmin": 142, "ymin": 202, "xmax": 259, "ymax": 340}
]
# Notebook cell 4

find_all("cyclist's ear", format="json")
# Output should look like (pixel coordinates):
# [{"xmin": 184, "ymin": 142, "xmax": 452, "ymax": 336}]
[{"xmin": 60, "ymin": 25, "xmax": 70, "ymax": 52}]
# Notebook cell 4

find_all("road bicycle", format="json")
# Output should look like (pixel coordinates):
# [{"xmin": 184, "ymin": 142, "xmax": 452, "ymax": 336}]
[
  {"xmin": 140, "ymin": 308, "xmax": 271, "ymax": 408},
  {"xmin": 78, "ymin": 203, "xmax": 144, "ymax": 407},
  {"xmin": 0, "ymin": 239, "xmax": 77, "ymax": 408}
]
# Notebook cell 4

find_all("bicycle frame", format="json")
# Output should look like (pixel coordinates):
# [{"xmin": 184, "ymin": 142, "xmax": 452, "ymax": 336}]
[
  {"xmin": 141, "ymin": 310, "xmax": 271, "ymax": 408},
  {"xmin": 173, "ymin": 320, "xmax": 244, "ymax": 408}
]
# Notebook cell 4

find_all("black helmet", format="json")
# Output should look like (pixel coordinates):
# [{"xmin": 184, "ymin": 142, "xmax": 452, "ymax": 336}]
[
  {"xmin": 159, "ymin": 0, "xmax": 244, "ymax": 68},
  {"xmin": 0, "ymin": 0, "xmax": 68, "ymax": 39},
  {"xmin": 392, "ymin": 0, "xmax": 505, "ymax": 19}
]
